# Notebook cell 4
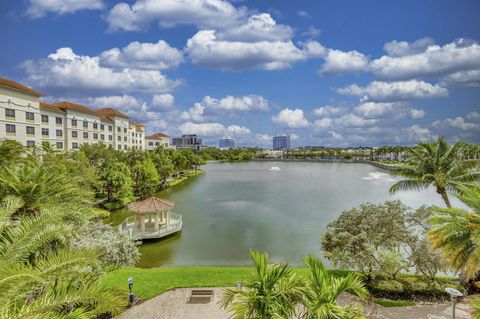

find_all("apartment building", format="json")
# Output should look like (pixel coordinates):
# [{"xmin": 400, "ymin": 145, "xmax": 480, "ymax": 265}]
[
  {"xmin": 145, "ymin": 132, "xmax": 170, "ymax": 150},
  {"xmin": 0, "ymin": 77, "xmax": 145, "ymax": 151},
  {"xmin": 172, "ymin": 134, "xmax": 203, "ymax": 150}
]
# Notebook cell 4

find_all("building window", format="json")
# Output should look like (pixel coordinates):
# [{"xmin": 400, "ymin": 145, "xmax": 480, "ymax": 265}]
[
  {"xmin": 26, "ymin": 126, "xmax": 35, "ymax": 135},
  {"xmin": 100, "ymin": 134, "xmax": 105, "ymax": 140},
  {"xmin": 124, "ymin": 128, "xmax": 127, "ymax": 133},
  {"xmin": 93, "ymin": 133, "xmax": 98, "ymax": 139},
  {"xmin": 117, "ymin": 136, "xmax": 121, "ymax": 141},
  {"xmin": 83, "ymin": 121, "xmax": 88, "ymax": 128},
  {"xmin": 124, "ymin": 136, "xmax": 127, "ymax": 142},
  {"xmin": 72, "ymin": 142, "xmax": 78, "ymax": 149},
  {"xmin": 56, "ymin": 129, "xmax": 63, "ymax": 137},
  {"xmin": 56, "ymin": 142, "xmax": 63, "ymax": 149},
  {"xmin": 5, "ymin": 108, "xmax": 15, "ymax": 118},
  {"xmin": 155, "ymin": 142, "xmax": 160, "ymax": 146},
  {"xmin": 124, "ymin": 145, "xmax": 127, "ymax": 150},
  {"xmin": 100, "ymin": 124, "xmax": 104, "ymax": 130},
  {"xmin": 41, "ymin": 114, "xmax": 49, "ymax": 123},
  {"xmin": 56, "ymin": 117, "xmax": 63, "ymax": 125},
  {"xmin": 26, "ymin": 141, "xmax": 35, "ymax": 148},
  {"xmin": 117, "ymin": 127, "xmax": 121, "ymax": 133},
  {"xmin": 72, "ymin": 131, "xmax": 78, "ymax": 138},
  {"xmin": 72, "ymin": 119, "xmax": 77, "ymax": 126},
  {"xmin": 6, "ymin": 124, "xmax": 15, "ymax": 133},
  {"xmin": 109, "ymin": 126, "xmax": 112, "ymax": 132},
  {"xmin": 42, "ymin": 141, "xmax": 48, "ymax": 146},
  {"xmin": 93, "ymin": 122, "xmax": 98, "ymax": 129},
  {"xmin": 117, "ymin": 145, "xmax": 121, "ymax": 150},
  {"xmin": 139, "ymin": 134, "xmax": 142, "ymax": 138},
  {"xmin": 26, "ymin": 112, "xmax": 34, "ymax": 121},
  {"xmin": 109, "ymin": 135, "xmax": 112, "ymax": 141},
  {"xmin": 148, "ymin": 142, "xmax": 153, "ymax": 146},
  {"xmin": 41, "ymin": 128, "xmax": 49, "ymax": 136},
  {"xmin": 83, "ymin": 132, "xmax": 88, "ymax": 139}
]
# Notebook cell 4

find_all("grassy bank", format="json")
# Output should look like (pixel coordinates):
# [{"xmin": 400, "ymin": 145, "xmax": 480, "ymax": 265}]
[
  {"xmin": 101, "ymin": 266, "xmax": 350, "ymax": 300},
  {"xmin": 101, "ymin": 266, "xmax": 459, "ymax": 304},
  {"xmin": 168, "ymin": 169, "xmax": 204, "ymax": 188}
]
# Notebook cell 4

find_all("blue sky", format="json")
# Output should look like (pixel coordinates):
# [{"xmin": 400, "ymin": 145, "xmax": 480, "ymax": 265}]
[{"xmin": 1, "ymin": 0, "xmax": 479, "ymax": 147}]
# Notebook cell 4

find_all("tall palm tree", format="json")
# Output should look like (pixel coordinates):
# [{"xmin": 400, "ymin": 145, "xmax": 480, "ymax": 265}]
[
  {"xmin": 428, "ymin": 185, "xmax": 480, "ymax": 280},
  {"xmin": 389, "ymin": 136, "xmax": 480, "ymax": 207},
  {"xmin": 0, "ymin": 139, "xmax": 26, "ymax": 167},
  {"xmin": 0, "ymin": 196, "xmax": 126, "ymax": 319},
  {"xmin": 220, "ymin": 250, "xmax": 305, "ymax": 319},
  {"xmin": 300, "ymin": 255, "xmax": 368, "ymax": 319}
]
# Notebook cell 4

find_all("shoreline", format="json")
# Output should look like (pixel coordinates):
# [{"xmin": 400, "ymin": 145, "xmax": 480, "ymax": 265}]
[{"xmin": 251, "ymin": 158, "xmax": 404, "ymax": 171}]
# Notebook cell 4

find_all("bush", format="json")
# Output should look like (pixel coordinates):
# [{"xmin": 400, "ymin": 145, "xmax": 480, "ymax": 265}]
[{"xmin": 71, "ymin": 222, "xmax": 140, "ymax": 268}]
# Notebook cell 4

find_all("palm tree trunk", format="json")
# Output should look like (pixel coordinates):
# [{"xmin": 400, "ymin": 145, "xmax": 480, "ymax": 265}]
[{"xmin": 437, "ymin": 187, "xmax": 452, "ymax": 208}]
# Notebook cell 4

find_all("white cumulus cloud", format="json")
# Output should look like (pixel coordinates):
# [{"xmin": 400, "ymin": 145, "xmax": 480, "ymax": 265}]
[
  {"xmin": 272, "ymin": 108, "xmax": 310, "ymax": 128},
  {"xmin": 100, "ymin": 40, "xmax": 183, "ymax": 70},
  {"xmin": 318, "ymin": 49, "xmax": 369, "ymax": 75},
  {"xmin": 336, "ymin": 80, "xmax": 448, "ymax": 102},
  {"xmin": 21, "ymin": 47, "xmax": 180, "ymax": 97},
  {"xmin": 26, "ymin": 0, "xmax": 104, "ymax": 18},
  {"xmin": 152, "ymin": 94, "xmax": 175, "ymax": 110}
]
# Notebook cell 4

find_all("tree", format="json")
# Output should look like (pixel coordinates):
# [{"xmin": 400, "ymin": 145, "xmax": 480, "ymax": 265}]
[
  {"xmin": 101, "ymin": 161, "xmax": 133, "ymax": 203},
  {"xmin": 0, "ymin": 196, "xmax": 126, "ymax": 319},
  {"xmin": 71, "ymin": 222, "xmax": 140, "ymax": 268},
  {"xmin": 0, "ymin": 139, "xmax": 26, "ymax": 167},
  {"xmin": 220, "ymin": 250, "xmax": 304, "ymax": 319},
  {"xmin": 0, "ymin": 161, "xmax": 100, "ymax": 224},
  {"xmin": 321, "ymin": 201, "xmax": 411, "ymax": 280},
  {"xmin": 133, "ymin": 157, "xmax": 160, "ymax": 198},
  {"xmin": 301, "ymin": 255, "xmax": 368, "ymax": 319},
  {"xmin": 389, "ymin": 136, "xmax": 480, "ymax": 207},
  {"xmin": 428, "ymin": 185, "xmax": 480, "ymax": 280}
]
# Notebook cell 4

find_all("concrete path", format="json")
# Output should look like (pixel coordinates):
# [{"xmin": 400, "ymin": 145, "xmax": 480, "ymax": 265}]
[{"xmin": 117, "ymin": 287, "xmax": 473, "ymax": 319}]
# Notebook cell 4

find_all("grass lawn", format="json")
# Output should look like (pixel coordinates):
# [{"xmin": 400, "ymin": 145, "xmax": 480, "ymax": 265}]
[
  {"xmin": 169, "ymin": 169, "xmax": 204, "ymax": 188},
  {"xmin": 101, "ymin": 266, "xmax": 350, "ymax": 300},
  {"xmin": 374, "ymin": 299, "xmax": 416, "ymax": 307}
]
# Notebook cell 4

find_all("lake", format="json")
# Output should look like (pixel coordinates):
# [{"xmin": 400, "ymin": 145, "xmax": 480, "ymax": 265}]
[{"xmin": 107, "ymin": 161, "xmax": 455, "ymax": 268}]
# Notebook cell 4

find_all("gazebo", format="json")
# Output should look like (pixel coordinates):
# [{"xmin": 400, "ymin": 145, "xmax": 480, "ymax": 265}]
[{"xmin": 118, "ymin": 197, "xmax": 183, "ymax": 240}]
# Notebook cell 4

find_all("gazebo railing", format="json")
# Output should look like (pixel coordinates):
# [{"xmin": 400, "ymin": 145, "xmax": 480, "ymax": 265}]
[{"xmin": 118, "ymin": 213, "xmax": 183, "ymax": 239}]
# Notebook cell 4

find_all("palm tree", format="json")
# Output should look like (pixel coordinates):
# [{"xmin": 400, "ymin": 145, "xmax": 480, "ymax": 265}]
[
  {"xmin": 389, "ymin": 136, "xmax": 480, "ymax": 207},
  {"xmin": 300, "ymin": 255, "xmax": 368, "ymax": 319},
  {"xmin": 0, "ymin": 139, "xmax": 26, "ymax": 167},
  {"xmin": 0, "ymin": 196, "xmax": 126, "ymax": 319},
  {"xmin": 0, "ymin": 161, "xmax": 99, "ymax": 223},
  {"xmin": 428, "ymin": 185, "xmax": 480, "ymax": 280},
  {"xmin": 220, "ymin": 250, "xmax": 305, "ymax": 319}
]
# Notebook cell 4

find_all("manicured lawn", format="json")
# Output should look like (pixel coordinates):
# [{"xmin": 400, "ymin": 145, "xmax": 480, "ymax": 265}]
[
  {"xmin": 374, "ymin": 299, "xmax": 416, "ymax": 307},
  {"xmin": 101, "ymin": 266, "xmax": 350, "ymax": 300}
]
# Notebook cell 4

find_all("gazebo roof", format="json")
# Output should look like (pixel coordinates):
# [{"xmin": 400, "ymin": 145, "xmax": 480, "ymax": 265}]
[{"xmin": 128, "ymin": 197, "xmax": 175, "ymax": 214}]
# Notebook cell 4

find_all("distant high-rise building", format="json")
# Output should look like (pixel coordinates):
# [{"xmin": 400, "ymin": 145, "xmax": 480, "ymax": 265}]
[
  {"xmin": 172, "ymin": 134, "xmax": 203, "ymax": 150},
  {"xmin": 273, "ymin": 135, "xmax": 291, "ymax": 150},
  {"xmin": 219, "ymin": 138, "xmax": 234, "ymax": 149}
]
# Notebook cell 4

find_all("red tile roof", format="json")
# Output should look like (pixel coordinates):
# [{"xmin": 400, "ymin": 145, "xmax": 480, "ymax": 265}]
[
  {"xmin": 54, "ymin": 101, "xmax": 99, "ymax": 115},
  {"xmin": 100, "ymin": 116, "xmax": 114, "ymax": 123},
  {"xmin": 146, "ymin": 132, "xmax": 169, "ymax": 139},
  {"xmin": 96, "ymin": 107, "xmax": 130, "ymax": 119},
  {"xmin": 39, "ymin": 102, "xmax": 65, "ymax": 113},
  {"xmin": 0, "ymin": 77, "xmax": 44, "ymax": 97},
  {"xmin": 127, "ymin": 197, "xmax": 175, "ymax": 213}
]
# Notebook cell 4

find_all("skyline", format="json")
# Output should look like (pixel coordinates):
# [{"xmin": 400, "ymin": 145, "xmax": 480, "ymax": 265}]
[{"xmin": 1, "ymin": 0, "xmax": 479, "ymax": 147}]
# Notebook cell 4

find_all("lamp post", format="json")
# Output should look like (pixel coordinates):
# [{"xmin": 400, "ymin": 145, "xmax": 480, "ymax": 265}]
[
  {"xmin": 445, "ymin": 287, "xmax": 463, "ymax": 319},
  {"xmin": 128, "ymin": 276, "xmax": 134, "ymax": 305}
]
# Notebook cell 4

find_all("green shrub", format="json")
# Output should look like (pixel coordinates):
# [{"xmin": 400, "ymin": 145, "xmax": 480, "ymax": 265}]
[{"xmin": 374, "ymin": 299, "xmax": 415, "ymax": 307}]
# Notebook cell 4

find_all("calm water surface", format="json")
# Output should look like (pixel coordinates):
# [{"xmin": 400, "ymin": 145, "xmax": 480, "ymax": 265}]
[{"xmin": 108, "ymin": 161, "xmax": 455, "ymax": 268}]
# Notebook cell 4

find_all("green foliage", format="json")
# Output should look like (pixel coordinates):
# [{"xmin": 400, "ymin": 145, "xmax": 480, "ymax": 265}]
[
  {"xmin": 322, "ymin": 201, "xmax": 445, "ymax": 281},
  {"xmin": 220, "ymin": 250, "xmax": 305, "ymax": 319},
  {"xmin": 133, "ymin": 157, "xmax": 160, "ymax": 198},
  {"xmin": 472, "ymin": 295, "xmax": 480, "ymax": 319},
  {"xmin": 374, "ymin": 299, "xmax": 415, "ymax": 307},
  {"xmin": 0, "ymin": 196, "xmax": 126, "ymax": 319},
  {"xmin": 199, "ymin": 147, "xmax": 257, "ymax": 161},
  {"xmin": 390, "ymin": 136, "xmax": 480, "ymax": 207},
  {"xmin": 428, "ymin": 184, "xmax": 480, "ymax": 280},
  {"xmin": 71, "ymin": 222, "xmax": 140, "ymax": 269},
  {"xmin": 100, "ymin": 161, "xmax": 133, "ymax": 203},
  {"xmin": 301, "ymin": 255, "xmax": 368, "ymax": 319}
]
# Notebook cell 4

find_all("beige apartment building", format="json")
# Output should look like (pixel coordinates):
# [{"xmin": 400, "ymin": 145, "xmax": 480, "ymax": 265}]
[
  {"xmin": 145, "ymin": 132, "xmax": 170, "ymax": 150},
  {"xmin": 0, "ymin": 77, "xmax": 145, "ymax": 151}
]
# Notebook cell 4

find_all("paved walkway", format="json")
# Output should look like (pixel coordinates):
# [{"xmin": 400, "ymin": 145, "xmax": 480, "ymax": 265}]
[{"xmin": 117, "ymin": 287, "xmax": 472, "ymax": 319}]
